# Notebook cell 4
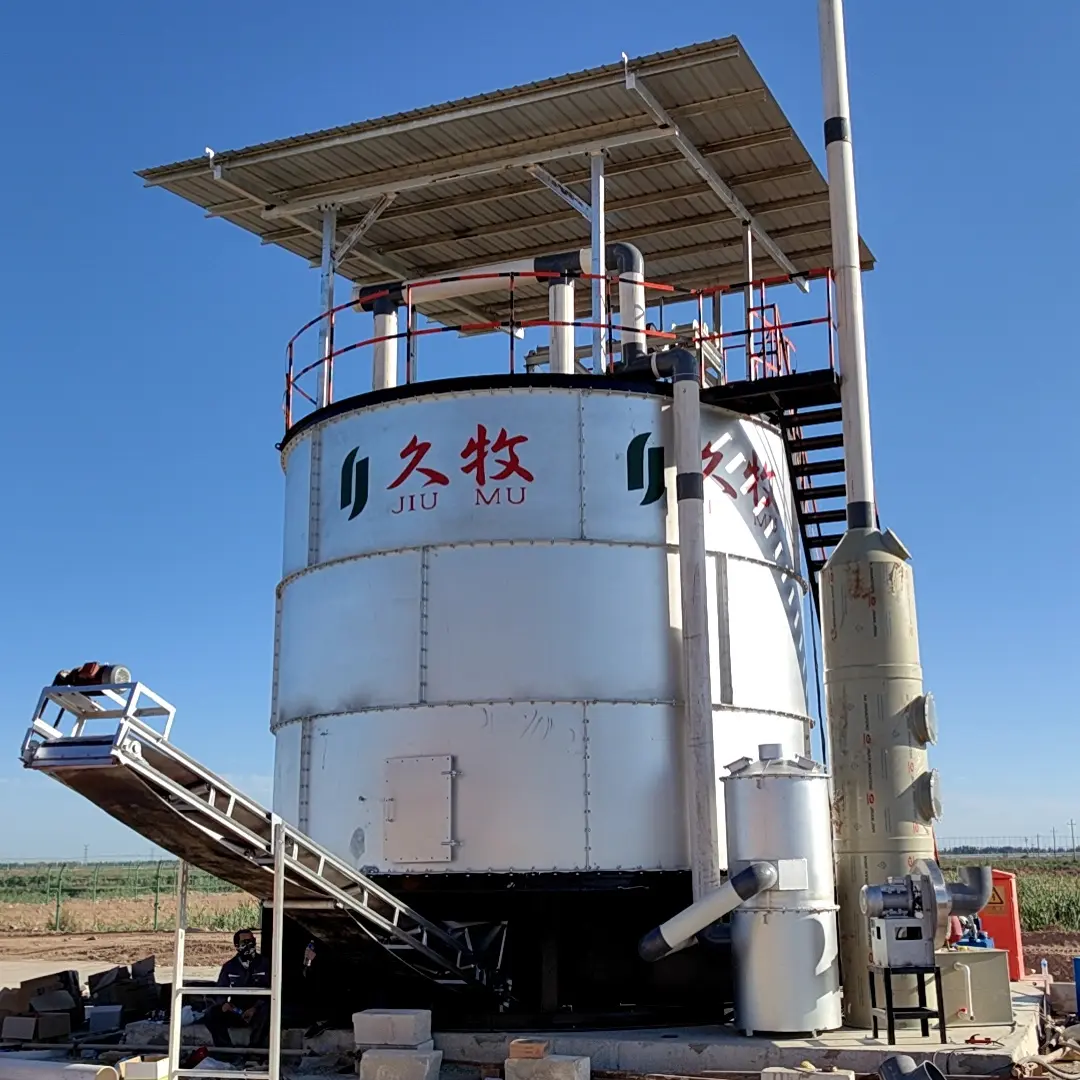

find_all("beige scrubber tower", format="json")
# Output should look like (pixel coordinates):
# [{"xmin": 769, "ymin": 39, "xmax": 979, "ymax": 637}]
[{"xmin": 816, "ymin": 0, "xmax": 940, "ymax": 1025}]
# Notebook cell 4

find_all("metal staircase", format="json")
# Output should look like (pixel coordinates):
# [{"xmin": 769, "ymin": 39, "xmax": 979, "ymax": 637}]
[
  {"xmin": 20, "ymin": 681, "xmax": 503, "ymax": 997},
  {"xmin": 701, "ymin": 368, "xmax": 847, "ymax": 607}
]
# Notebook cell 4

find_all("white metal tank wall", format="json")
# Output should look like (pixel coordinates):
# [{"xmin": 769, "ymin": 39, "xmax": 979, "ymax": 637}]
[{"xmin": 271, "ymin": 385, "xmax": 811, "ymax": 874}]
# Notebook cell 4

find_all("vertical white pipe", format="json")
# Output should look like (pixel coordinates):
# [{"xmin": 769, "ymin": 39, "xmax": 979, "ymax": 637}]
[
  {"xmin": 548, "ymin": 277, "xmax": 575, "ymax": 374},
  {"xmin": 590, "ymin": 153, "xmax": 608, "ymax": 373},
  {"xmin": 819, "ymin": 0, "xmax": 875, "ymax": 529},
  {"xmin": 166, "ymin": 860, "xmax": 188, "ymax": 1080},
  {"xmin": 672, "ymin": 370, "xmax": 720, "ymax": 900},
  {"xmin": 618, "ymin": 271, "xmax": 647, "ymax": 358},
  {"xmin": 372, "ymin": 307, "xmax": 399, "ymax": 390},
  {"xmin": 742, "ymin": 222, "xmax": 754, "ymax": 378},
  {"xmin": 268, "ymin": 821, "xmax": 285, "ymax": 1080},
  {"xmin": 317, "ymin": 207, "xmax": 337, "ymax": 408}
]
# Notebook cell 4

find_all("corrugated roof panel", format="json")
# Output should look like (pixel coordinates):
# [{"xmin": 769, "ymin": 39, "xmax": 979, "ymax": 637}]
[{"xmin": 142, "ymin": 36, "xmax": 873, "ymax": 322}]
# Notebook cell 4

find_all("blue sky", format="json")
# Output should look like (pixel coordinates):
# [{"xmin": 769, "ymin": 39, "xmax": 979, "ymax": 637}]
[{"xmin": 0, "ymin": 1, "xmax": 1076, "ymax": 858}]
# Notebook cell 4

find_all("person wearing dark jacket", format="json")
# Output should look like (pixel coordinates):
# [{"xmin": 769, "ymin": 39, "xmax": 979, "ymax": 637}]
[{"xmin": 203, "ymin": 929, "xmax": 271, "ymax": 1048}]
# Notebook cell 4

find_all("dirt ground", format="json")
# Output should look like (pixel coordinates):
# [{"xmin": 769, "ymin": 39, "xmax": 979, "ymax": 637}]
[
  {"xmin": 1023, "ymin": 930, "xmax": 1080, "ymax": 982},
  {"xmin": 0, "ymin": 930, "xmax": 235, "ymax": 965}
]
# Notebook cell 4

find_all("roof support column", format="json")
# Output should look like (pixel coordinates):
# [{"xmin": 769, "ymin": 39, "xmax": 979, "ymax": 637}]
[
  {"xmin": 742, "ymin": 221, "xmax": 754, "ymax": 378},
  {"xmin": 590, "ymin": 151, "xmax": 608, "ymax": 374},
  {"xmin": 819, "ymin": 0, "xmax": 875, "ymax": 527},
  {"xmin": 317, "ymin": 206, "xmax": 337, "ymax": 408}
]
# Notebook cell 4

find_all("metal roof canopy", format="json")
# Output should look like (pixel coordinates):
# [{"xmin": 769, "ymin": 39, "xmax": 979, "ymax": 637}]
[{"xmin": 140, "ymin": 37, "xmax": 874, "ymax": 327}]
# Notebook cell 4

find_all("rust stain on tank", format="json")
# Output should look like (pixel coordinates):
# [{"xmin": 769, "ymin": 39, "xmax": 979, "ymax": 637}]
[{"xmin": 847, "ymin": 564, "xmax": 876, "ymax": 602}]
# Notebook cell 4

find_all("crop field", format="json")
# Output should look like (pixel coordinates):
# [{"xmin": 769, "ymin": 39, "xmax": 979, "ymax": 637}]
[
  {"xmin": 941, "ymin": 855, "xmax": 1080, "ymax": 932},
  {"xmin": 2, "ymin": 856, "xmax": 1079, "ymax": 936},
  {"xmin": 0, "ymin": 861, "xmax": 258, "ymax": 933}
]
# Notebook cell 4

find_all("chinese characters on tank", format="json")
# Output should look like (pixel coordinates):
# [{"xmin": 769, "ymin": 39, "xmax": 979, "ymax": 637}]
[{"xmin": 340, "ymin": 425, "xmax": 536, "ymax": 518}]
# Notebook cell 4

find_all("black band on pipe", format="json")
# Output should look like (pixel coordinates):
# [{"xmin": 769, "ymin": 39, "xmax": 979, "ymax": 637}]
[
  {"xmin": 846, "ymin": 501, "xmax": 873, "ymax": 529},
  {"xmin": 638, "ymin": 927, "xmax": 670, "ymax": 963},
  {"xmin": 824, "ymin": 116, "xmax": 850, "ymax": 145},
  {"xmin": 730, "ymin": 862, "xmax": 777, "ymax": 900},
  {"xmin": 676, "ymin": 473, "xmax": 703, "ymax": 501}
]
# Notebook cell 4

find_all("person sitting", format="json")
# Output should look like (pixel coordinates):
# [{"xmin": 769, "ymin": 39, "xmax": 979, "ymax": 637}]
[{"xmin": 203, "ymin": 928, "xmax": 270, "ymax": 1048}]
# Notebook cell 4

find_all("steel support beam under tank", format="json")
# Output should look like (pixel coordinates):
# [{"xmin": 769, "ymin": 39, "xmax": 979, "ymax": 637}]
[{"xmin": 817, "ymin": 0, "xmax": 939, "ymax": 1027}]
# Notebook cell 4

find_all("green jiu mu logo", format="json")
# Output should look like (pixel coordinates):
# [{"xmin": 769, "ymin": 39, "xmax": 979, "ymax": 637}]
[
  {"xmin": 626, "ymin": 432, "xmax": 665, "ymax": 506},
  {"xmin": 341, "ymin": 447, "xmax": 370, "ymax": 520}
]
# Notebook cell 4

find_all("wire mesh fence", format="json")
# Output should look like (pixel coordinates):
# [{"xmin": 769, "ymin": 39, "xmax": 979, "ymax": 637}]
[{"xmin": 0, "ymin": 861, "xmax": 258, "ymax": 933}]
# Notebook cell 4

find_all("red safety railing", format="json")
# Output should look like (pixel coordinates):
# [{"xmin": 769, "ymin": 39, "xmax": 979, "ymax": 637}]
[
  {"xmin": 284, "ymin": 270, "xmax": 676, "ymax": 430},
  {"xmin": 687, "ymin": 268, "xmax": 836, "ymax": 385},
  {"xmin": 283, "ymin": 267, "xmax": 838, "ymax": 432}
]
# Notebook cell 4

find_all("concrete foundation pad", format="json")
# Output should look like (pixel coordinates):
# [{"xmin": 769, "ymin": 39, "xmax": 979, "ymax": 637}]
[{"xmin": 435, "ymin": 989, "xmax": 1041, "ymax": 1076}]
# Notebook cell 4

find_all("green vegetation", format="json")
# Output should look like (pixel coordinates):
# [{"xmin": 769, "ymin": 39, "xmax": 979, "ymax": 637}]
[
  {"xmin": 942, "ymin": 855, "xmax": 1080, "ymax": 933},
  {"xmin": 0, "ymin": 860, "xmax": 256, "ymax": 933}
]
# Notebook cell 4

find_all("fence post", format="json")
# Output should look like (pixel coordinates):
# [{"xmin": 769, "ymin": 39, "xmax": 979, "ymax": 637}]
[
  {"xmin": 43, "ymin": 863, "xmax": 53, "ymax": 927},
  {"xmin": 153, "ymin": 861, "xmax": 163, "ymax": 931},
  {"xmin": 53, "ymin": 863, "xmax": 66, "ymax": 931},
  {"xmin": 91, "ymin": 864, "xmax": 99, "ymax": 931}
]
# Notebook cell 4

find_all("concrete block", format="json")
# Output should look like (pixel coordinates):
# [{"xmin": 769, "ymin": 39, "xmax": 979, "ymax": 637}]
[
  {"xmin": 2, "ymin": 1016, "xmax": 38, "ymax": 1040},
  {"xmin": 354, "ymin": 1010, "xmax": 432, "ymax": 1048},
  {"xmin": 504, "ymin": 1055, "xmax": 589, "ymax": 1080},
  {"xmin": 359, "ymin": 1048, "xmax": 443, "ymax": 1080},
  {"xmin": 35, "ymin": 1012, "xmax": 72, "ymax": 1042},
  {"xmin": 356, "ymin": 1040, "xmax": 435, "ymax": 1054}
]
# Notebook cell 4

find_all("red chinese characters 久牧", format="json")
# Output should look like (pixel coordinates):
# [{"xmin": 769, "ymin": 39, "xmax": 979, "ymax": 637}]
[
  {"xmin": 461, "ymin": 424, "xmax": 535, "ymax": 485},
  {"xmin": 387, "ymin": 435, "xmax": 450, "ymax": 489},
  {"xmin": 702, "ymin": 442, "xmax": 736, "ymax": 498},
  {"xmin": 743, "ymin": 451, "xmax": 776, "ymax": 512}
]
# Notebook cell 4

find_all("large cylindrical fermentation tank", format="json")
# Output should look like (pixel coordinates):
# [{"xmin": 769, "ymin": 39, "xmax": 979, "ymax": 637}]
[
  {"xmin": 269, "ymin": 372, "xmax": 812, "ymax": 1012},
  {"xmin": 272, "ymin": 376, "xmax": 809, "ymax": 874},
  {"xmin": 723, "ymin": 745, "xmax": 842, "ymax": 1035}
]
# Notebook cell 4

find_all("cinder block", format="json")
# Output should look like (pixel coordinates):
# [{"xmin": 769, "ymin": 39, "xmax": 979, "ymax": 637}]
[
  {"xmin": 353, "ymin": 1009, "xmax": 432, "ymax": 1048},
  {"xmin": 358, "ymin": 1048, "xmax": 442, "ymax": 1080},
  {"xmin": 504, "ymin": 1054, "xmax": 590, "ymax": 1080}
]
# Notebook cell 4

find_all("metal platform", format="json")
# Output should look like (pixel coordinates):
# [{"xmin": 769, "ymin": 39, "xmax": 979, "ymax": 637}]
[{"xmin": 20, "ymin": 681, "xmax": 502, "ymax": 996}]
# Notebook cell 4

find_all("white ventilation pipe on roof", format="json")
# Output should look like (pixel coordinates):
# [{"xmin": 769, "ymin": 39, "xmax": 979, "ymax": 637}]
[
  {"xmin": 371, "ymin": 297, "xmax": 398, "ymax": 390},
  {"xmin": 548, "ymin": 275, "xmax": 575, "ymax": 374},
  {"xmin": 353, "ymin": 243, "xmax": 647, "ymax": 361}
]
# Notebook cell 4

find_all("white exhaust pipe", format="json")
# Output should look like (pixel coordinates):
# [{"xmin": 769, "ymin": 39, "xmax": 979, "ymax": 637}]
[
  {"xmin": 353, "ymin": 243, "xmax": 648, "ymax": 361},
  {"xmin": 639, "ymin": 861, "xmax": 779, "ymax": 961}
]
